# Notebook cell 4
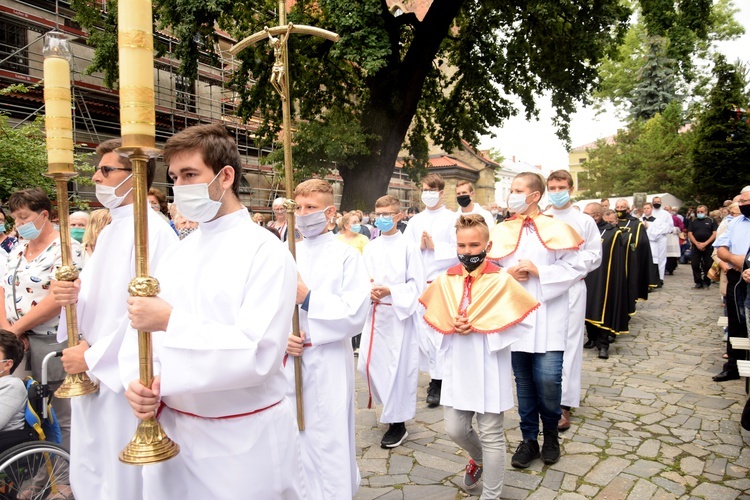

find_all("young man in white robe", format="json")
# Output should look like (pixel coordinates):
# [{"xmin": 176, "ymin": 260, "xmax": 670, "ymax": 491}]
[
  {"xmin": 122, "ymin": 124, "xmax": 306, "ymax": 500},
  {"xmin": 403, "ymin": 173, "xmax": 459, "ymax": 407},
  {"xmin": 357, "ymin": 195, "xmax": 424, "ymax": 449},
  {"xmin": 51, "ymin": 139, "xmax": 178, "ymax": 500},
  {"xmin": 544, "ymin": 171, "xmax": 602, "ymax": 433},
  {"xmin": 488, "ymin": 172, "xmax": 586, "ymax": 470},
  {"xmin": 643, "ymin": 197, "xmax": 674, "ymax": 285},
  {"xmin": 285, "ymin": 179, "xmax": 370, "ymax": 500}
]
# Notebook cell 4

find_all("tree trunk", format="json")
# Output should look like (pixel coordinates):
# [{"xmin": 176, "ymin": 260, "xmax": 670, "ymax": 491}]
[{"xmin": 338, "ymin": 0, "xmax": 466, "ymax": 211}]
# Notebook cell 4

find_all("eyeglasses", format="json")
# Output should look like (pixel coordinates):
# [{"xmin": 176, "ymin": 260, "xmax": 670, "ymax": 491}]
[{"xmin": 95, "ymin": 165, "xmax": 132, "ymax": 178}]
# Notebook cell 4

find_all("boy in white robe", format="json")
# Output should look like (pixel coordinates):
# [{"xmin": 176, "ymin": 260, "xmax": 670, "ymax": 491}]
[
  {"xmin": 285, "ymin": 179, "xmax": 370, "ymax": 500},
  {"xmin": 51, "ymin": 139, "xmax": 178, "ymax": 500},
  {"xmin": 403, "ymin": 173, "xmax": 459, "ymax": 407},
  {"xmin": 420, "ymin": 215, "xmax": 538, "ymax": 499},
  {"xmin": 123, "ymin": 124, "xmax": 306, "ymax": 500},
  {"xmin": 358, "ymin": 195, "xmax": 424, "ymax": 449},
  {"xmin": 488, "ymin": 172, "xmax": 586, "ymax": 470},
  {"xmin": 544, "ymin": 170, "xmax": 602, "ymax": 431}
]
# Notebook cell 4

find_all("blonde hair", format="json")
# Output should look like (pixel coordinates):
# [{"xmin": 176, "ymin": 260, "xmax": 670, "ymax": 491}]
[
  {"xmin": 375, "ymin": 195, "xmax": 400, "ymax": 210},
  {"xmin": 294, "ymin": 179, "xmax": 334, "ymax": 204},
  {"xmin": 455, "ymin": 214, "xmax": 489, "ymax": 240},
  {"xmin": 82, "ymin": 209, "xmax": 112, "ymax": 254},
  {"xmin": 339, "ymin": 211, "xmax": 360, "ymax": 232}
]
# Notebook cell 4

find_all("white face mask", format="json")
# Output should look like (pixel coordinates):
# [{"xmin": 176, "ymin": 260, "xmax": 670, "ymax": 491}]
[
  {"xmin": 295, "ymin": 206, "xmax": 333, "ymax": 239},
  {"xmin": 508, "ymin": 192, "xmax": 535, "ymax": 213},
  {"xmin": 173, "ymin": 170, "xmax": 226, "ymax": 223},
  {"xmin": 421, "ymin": 190, "xmax": 440, "ymax": 208},
  {"xmin": 95, "ymin": 174, "xmax": 133, "ymax": 209}
]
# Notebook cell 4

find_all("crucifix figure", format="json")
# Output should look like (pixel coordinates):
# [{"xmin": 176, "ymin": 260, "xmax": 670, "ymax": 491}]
[{"xmin": 230, "ymin": 2, "xmax": 339, "ymax": 432}]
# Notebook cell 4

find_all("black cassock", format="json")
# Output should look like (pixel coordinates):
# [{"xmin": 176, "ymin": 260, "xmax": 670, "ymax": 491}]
[
  {"xmin": 618, "ymin": 216, "xmax": 657, "ymax": 310},
  {"xmin": 585, "ymin": 221, "xmax": 631, "ymax": 334}
]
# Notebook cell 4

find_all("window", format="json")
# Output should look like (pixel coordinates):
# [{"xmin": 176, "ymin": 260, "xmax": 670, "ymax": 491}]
[{"xmin": 0, "ymin": 19, "xmax": 29, "ymax": 74}]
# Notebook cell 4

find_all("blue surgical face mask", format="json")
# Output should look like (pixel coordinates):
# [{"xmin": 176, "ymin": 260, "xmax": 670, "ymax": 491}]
[
  {"xmin": 350, "ymin": 224, "xmax": 362, "ymax": 234},
  {"xmin": 17, "ymin": 213, "xmax": 45, "ymax": 240},
  {"xmin": 0, "ymin": 223, "xmax": 5, "ymax": 233},
  {"xmin": 548, "ymin": 190, "xmax": 571, "ymax": 208},
  {"xmin": 697, "ymin": 213, "xmax": 706, "ymax": 219},
  {"xmin": 374, "ymin": 215, "xmax": 395, "ymax": 233}
]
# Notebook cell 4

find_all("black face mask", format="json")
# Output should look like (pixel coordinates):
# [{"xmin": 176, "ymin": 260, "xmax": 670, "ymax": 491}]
[
  {"xmin": 456, "ymin": 195, "xmax": 472, "ymax": 208},
  {"xmin": 652, "ymin": 203, "xmax": 661, "ymax": 210},
  {"xmin": 458, "ymin": 250, "xmax": 486, "ymax": 272},
  {"xmin": 740, "ymin": 204, "xmax": 750, "ymax": 219},
  {"xmin": 616, "ymin": 210, "xmax": 626, "ymax": 219}
]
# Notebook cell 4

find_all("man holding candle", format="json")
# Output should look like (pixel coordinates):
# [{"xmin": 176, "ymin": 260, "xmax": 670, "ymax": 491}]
[
  {"xmin": 122, "ymin": 124, "xmax": 307, "ymax": 499},
  {"xmin": 51, "ymin": 139, "xmax": 178, "ymax": 500}
]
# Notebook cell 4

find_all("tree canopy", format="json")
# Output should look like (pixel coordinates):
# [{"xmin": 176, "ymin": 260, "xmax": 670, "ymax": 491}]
[
  {"xmin": 691, "ymin": 56, "xmax": 750, "ymax": 207},
  {"xmin": 73, "ymin": 0, "xmax": 634, "ymax": 209}
]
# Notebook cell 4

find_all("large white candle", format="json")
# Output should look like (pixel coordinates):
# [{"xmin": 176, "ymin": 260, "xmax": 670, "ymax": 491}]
[
  {"xmin": 118, "ymin": 0, "xmax": 156, "ymax": 147},
  {"xmin": 43, "ymin": 48, "xmax": 74, "ymax": 172}
]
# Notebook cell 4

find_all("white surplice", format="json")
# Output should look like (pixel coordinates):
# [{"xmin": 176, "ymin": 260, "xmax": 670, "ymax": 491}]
[
  {"xmin": 284, "ymin": 231, "xmax": 370, "ymax": 500},
  {"xmin": 646, "ymin": 208, "xmax": 674, "ymax": 280},
  {"xmin": 490, "ymin": 222, "xmax": 587, "ymax": 353},
  {"xmin": 56, "ymin": 203, "xmax": 177, "ymax": 500},
  {"xmin": 119, "ymin": 209, "xmax": 306, "ymax": 500},
  {"xmin": 402, "ymin": 206, "xmax": 458, "ymax": 378},
  {"xmin": 357, "ymin": 231, "xmax": 424, "ymax": 424},
  {"xmin": 545, "ymin": 207, "xmax": 602, "ymax": 408}
]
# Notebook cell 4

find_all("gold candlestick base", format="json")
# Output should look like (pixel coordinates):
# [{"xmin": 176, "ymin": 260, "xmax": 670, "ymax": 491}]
[
  {"xmin": 55, "ymin": 372, "xmax": 99, "ymax": 398},
  {"xmin": 119, "ymin": 417, "xmax": 180, "ymax": 465}
]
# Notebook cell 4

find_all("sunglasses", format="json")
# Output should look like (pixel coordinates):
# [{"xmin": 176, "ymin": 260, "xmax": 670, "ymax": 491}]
[{"xmin": 95, "ymin": 165, "xmax": 132, "ymax": 178}]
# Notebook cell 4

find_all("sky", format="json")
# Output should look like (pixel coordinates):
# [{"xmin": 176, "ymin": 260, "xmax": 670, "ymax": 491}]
[{"xmin": 479, "ymin": 2, "xmax": 750, "ymax": 174}]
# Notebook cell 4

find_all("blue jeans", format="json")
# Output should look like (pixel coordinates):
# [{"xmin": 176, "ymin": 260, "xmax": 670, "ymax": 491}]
[{"xmin": 511, "ymin": 351, "xmax": 563, "ymax": 440}]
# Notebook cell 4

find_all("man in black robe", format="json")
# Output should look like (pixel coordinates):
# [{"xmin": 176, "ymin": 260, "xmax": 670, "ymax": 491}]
[
  {"xmin": 615, "ymin": 199, "xmax": 657, "ymax": 309},
  {"xmin": 582, "ymin": 203, "xmax": 630, "ymax": 359}
]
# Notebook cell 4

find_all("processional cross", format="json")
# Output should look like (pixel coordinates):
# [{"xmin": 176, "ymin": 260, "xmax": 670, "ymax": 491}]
[{"xmin": 230, "ymin": 1, "xmax": 339, "ymax": 431}]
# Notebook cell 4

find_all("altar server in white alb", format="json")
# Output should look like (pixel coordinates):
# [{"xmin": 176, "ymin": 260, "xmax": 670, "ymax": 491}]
[
  {"xmin": 421, "ymin": 215, "xmax": 539, "ymax": 498},
  {"xmin": 544, "ymin": 170, "xmax": 602, "ymax": 432},
  {"xmin": 52, "ymin": 139, "xmax": 178, "ymax": 500},
  {"xmin": 403, "ymin": 173, "xmax": 459, "ymax": 407},
  {"xmin": 122, "ymin": 124, "xmax": 306, "ymax": 500},
  {"xmin": 285, "ymin": 179, "xmax": 370, "ymax": 500},
  {"xmin": 643, "ymin": 196, "xmax": 674, "ymax": 285},
  {"xmin": 358, "ymin": 195, "xmax": 424, "ymax": 449}
]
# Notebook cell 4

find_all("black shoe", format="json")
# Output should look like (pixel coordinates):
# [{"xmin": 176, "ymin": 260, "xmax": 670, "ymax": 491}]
[
  {"xmin": 712, "ymin": 370, "xmax": 740, "ymax": 382},
  {"xmin": 426, "ymin": 379, "xmax": 441, "ymax": 407},
  {"xmin": 511, "ymin": 439, "xmax": 540, "ymax": 469},
  {"xmin": 583, "ymin": 340, "xmax": 595, "ymax": 349},
  {"xmin": 380, "ymin": 422, "xmax": 408, "ymax": 448},
  {"xmin": 693, "ymin": 283, "xmax": 703, "ymax": 289},
  {"xmin": 541, "ymin": 429, "xmax": 561, "ymax": 464},
  {"xmin": 598, "ymin": 347, "xmax": 609, "ymax": 359},
  {"xmin": 608, "ymin": 334, "xmax": 616, "ymax": 344}
]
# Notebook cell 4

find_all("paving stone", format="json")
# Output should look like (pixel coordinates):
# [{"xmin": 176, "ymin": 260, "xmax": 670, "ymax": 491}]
[
  {"xmin": 622, "ymin": 459, "xmax": 667, "ymax": 478},
  {"xmin": 577, "ymin": 484, "xmax": 600, "ymax": 497},
  {"xmin": 540, "ymin": 469, "xmax": 564, "ymax": 491},
  {"xmin": 597, "ymin": 475, "xmax": 635, "ymax": 500},
  {"xmin": 690, "ymin": 483, "xmax": 741, "ymax": 500},
  {"xmin": 627, "ymin": 478, "xmax": 658, "ymax": 499},
  {"xmin": 388, "ymin": 455, "xmax": 414, "ymax": 475},
  {"xmin": 651, "ymin": 476, "xmax": 685, "ymax": 496},
  {"xmin": 585, "ymin": 457, "xmax": 631, "ymax": 486},
  {"xmin": 368, "ymin": 475, "xmax": 410, "ymax": 488},
  {"xmin": 636, "ymin": 439, "xmax": 660, "ymax": 458},
  {"xmin": 408, "ymin": 465, "xmax": 451, "ymax": 483},
  {"xmin": 550, "ymin": 454, "xmax": 599, "ymax": 476},
  {"xmin": 526, "ymin": 487, "xmax": 558, "ymax": 500},
  {"xmin": 679, "ymin": 456, "xmax": 704, "ymax": 476}
]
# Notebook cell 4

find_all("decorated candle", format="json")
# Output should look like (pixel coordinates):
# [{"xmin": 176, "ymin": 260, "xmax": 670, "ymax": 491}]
[
  {"xmin": 43, "ymin": 33, "xmax": 74, "ymax": 172},
  {"xmin": 118, "ymin": 0, "xmax": 156, "ymax": 147}
]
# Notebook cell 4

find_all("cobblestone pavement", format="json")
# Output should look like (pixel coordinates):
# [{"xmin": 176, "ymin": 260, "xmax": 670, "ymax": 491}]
[{"xmin": 353, "ymin": 265, "xmax": 750, "ymax": 499}]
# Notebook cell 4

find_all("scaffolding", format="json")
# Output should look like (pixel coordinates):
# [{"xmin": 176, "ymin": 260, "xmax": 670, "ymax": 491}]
[{"xmin": 0, "ymin": 0, "xmax": 286, "ymax": 212}]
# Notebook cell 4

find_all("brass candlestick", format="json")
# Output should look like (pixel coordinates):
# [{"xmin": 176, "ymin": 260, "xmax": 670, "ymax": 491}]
[{"xmin": 118, "ymin": 148, "xmax": 179, "ymax": 464}]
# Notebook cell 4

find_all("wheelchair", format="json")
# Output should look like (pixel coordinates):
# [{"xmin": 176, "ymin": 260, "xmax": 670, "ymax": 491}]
[{"xmin": 0, "ymin": 352, "xmax": 71, "ymax": 500}]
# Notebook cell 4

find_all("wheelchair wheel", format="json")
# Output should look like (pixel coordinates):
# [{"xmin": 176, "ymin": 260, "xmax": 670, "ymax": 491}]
[{"xmin": 0, "ymin": 442, "xmax": 71, "ymax": 500}]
